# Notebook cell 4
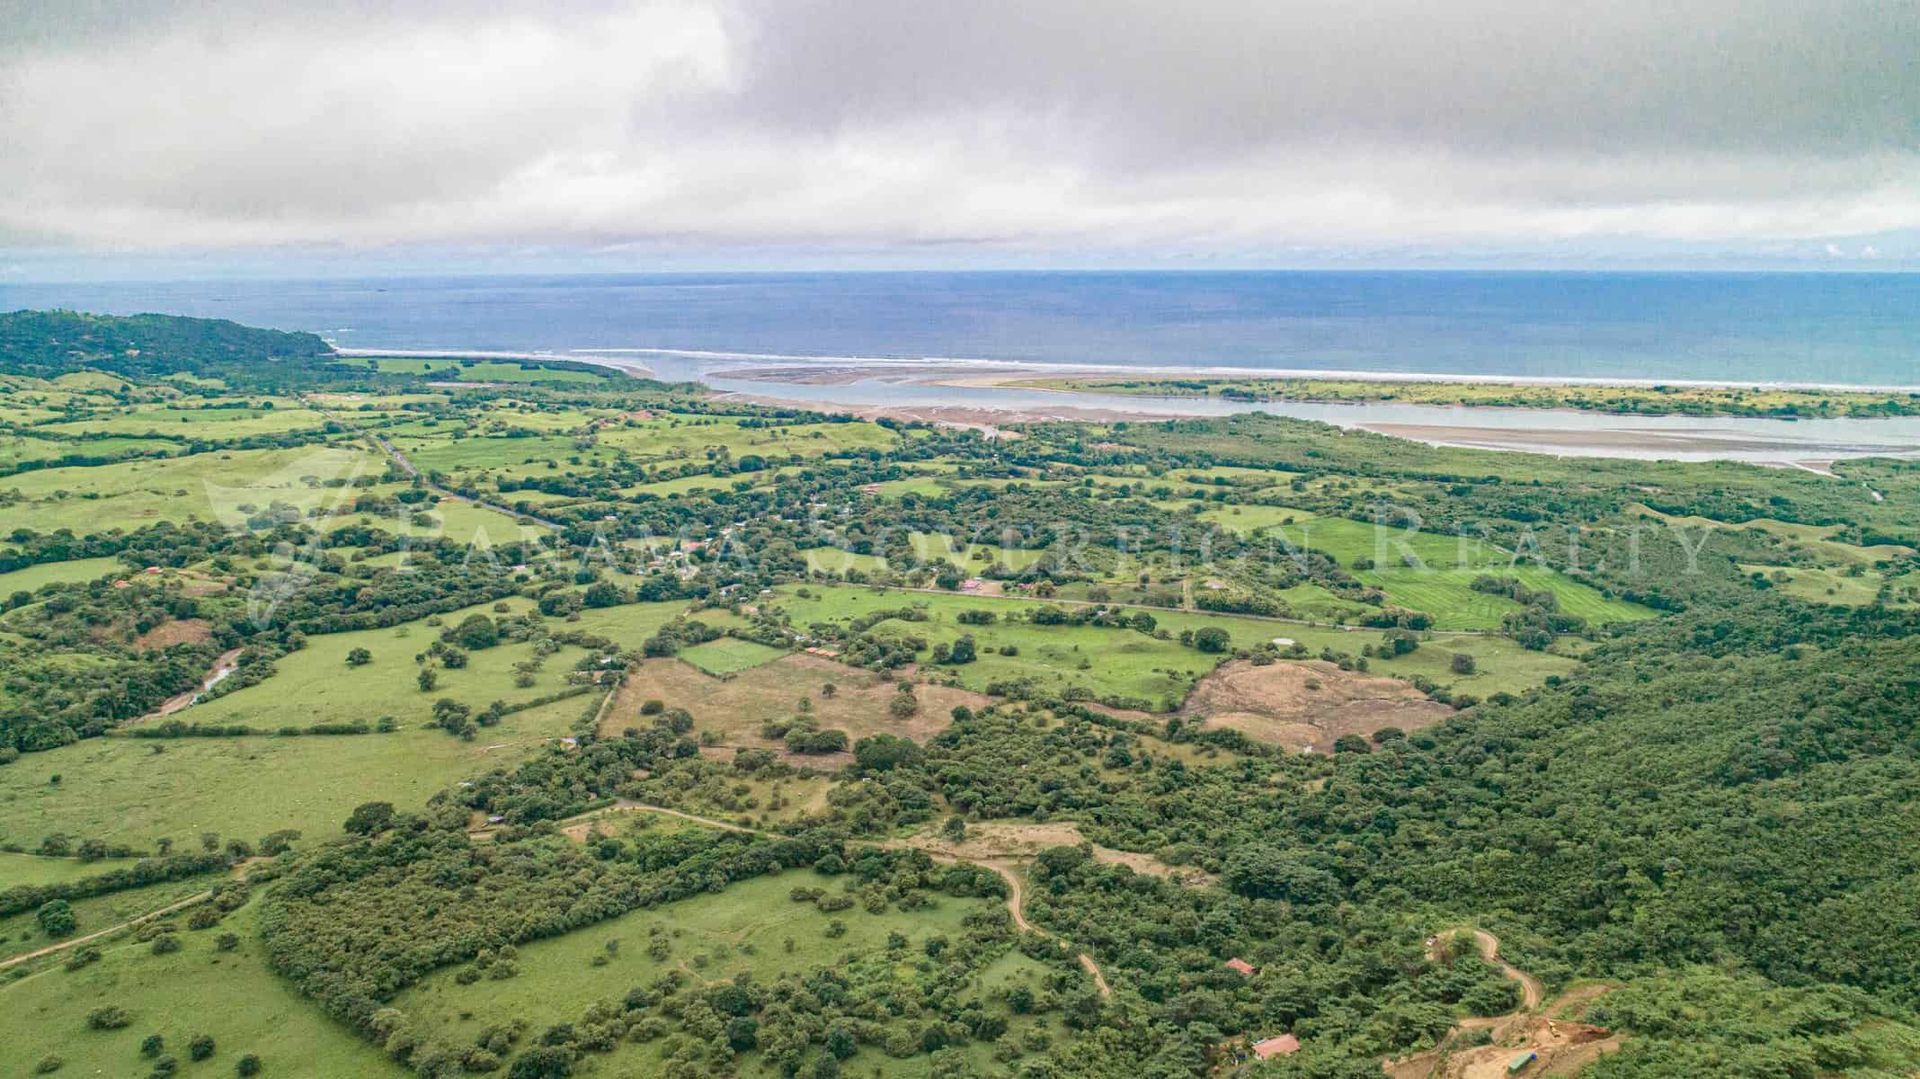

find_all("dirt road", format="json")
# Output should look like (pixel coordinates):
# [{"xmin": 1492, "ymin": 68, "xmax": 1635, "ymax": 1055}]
[
  {"xmin": 1431, "ymin": 927, "xmax": 1543, "ymax": 1011},
  {"xmin": 0, "ymin": 892, "xmax": 211, "ymax": 972},
  {"xmin": 131, "ymin": 647, "xmax": 244, "ymax": 723}
]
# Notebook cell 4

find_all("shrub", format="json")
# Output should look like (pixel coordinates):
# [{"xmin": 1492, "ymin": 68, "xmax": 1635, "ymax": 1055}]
[{"xmin": 86, "ymin": 1006, "xmax": 131, "ymax": 1030}]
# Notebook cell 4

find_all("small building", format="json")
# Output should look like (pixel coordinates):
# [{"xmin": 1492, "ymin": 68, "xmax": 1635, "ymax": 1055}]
[
  {"xmin": 1251, "ymin": 1035, "xmax": 1299, "ymax": 1060},
  {"xmin": 112, "ymin": 579, "xmax": 131, "ymax": 589},
  {"xmin": 1224, "ymin": 957, "xmax": 1256, "ymax": 977},
  {"xmin": 143, "ymin": 566, "xmax": 163, "ymax": 575},
  {"xmin": 1507, "ymin": 1050, "xmax": 1538, "ymax": 1074}
]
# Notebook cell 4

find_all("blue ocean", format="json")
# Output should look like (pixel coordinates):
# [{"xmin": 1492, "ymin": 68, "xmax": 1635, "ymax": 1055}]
[{"xmin": 3, "ymin": 271, "xmax": 1918, "ymax": 386}]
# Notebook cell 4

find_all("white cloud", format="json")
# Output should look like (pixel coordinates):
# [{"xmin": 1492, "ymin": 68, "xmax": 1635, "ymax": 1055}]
[{"xmin": 2, "ymin": 0, "xmax": 1918, "ymax": 261}]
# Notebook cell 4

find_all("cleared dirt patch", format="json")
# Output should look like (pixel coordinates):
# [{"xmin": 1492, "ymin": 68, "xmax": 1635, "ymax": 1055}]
[
  {"xmin": 1182, "ymin": 658, "xmax": 1451, "ymax": 752},
  {"xmin": 604, "ymin": 653, "xmax": 993, "ymax": 758},
  {"xmin": 132, "ymin": 617, "xmax": 214, "ymax": 650},
  {"xmin": 909, "ymin": 820, "xmax": 1214, "ymax": 887}
]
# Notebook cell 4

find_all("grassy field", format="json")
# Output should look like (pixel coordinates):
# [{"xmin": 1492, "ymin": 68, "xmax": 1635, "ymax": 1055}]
[
  {"xmin": 342, "ymin": 356, "xmax": 609, "ymax": 383},
  {"xmin": 318, "ymin": 488, "xmax": 548, "ymax": 545},
  {"xmin": 595, "ymin": 414, "xmax": 898, "ymax": 461},
  {"xmin": 1203, "ymin": 512, "xmax": 1652, "ymax": 629},
  {"xmin": 0, "ymin": 556, "xmax": 125, "ymax": 594},
  {"xmin": 38, "ymin": 400, "xmax": 332, "ymax": 439},
  {"xmin": 909, "ymin": 531, "xmax": 1053, "ymax": 572},
  {"xmin": 0, "ymin": 433, "xmax": 184, "ymax": 468},
  {"xmin": 0, "ymin": 871, "xmax": 224, "ymax": 962},
  {"xmin": 390, "ymin": 867, "xmax": 1022, "ymax": 1077},
  {"xmin": 0, "ymin": 695, "xmax": 588, "ymax": 850},
  {"xmin": 803, "ymin": 546, "xmax": 890, "ymax": 575},
  {"xmin": 776, "ymin": 584, "xmax": 1573, "ymax": 706},
  {"xmin": 0, "ymin": 850, "xmax": 142, "ymax": 890},
  {"xmin": 676, "ymin": 637, "xmax": 789, "ymax": 676},
  {"xmin": 1634, "ymin": 503, "xmax": 1914, "ymax": 567},
  {"xmin": 187, "ymin": 601, "xmax": 583, "ymax": 729},
  {"xmin": 0, "ymin": 898, "xmax": 406, "ymax": 1078},
  {"xmin": 0, "ymin": 445, "xmax": 383, "ymax": 533}
]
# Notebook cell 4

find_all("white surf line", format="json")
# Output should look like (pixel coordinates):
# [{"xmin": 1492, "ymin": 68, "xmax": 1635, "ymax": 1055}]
[{"xmin": 559, "ymin": 347, "xmax": 1920, "ymax": 394}]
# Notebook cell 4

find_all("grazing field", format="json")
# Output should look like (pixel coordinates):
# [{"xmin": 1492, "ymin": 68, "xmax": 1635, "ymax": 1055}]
[
  {"xmin": 0, "ymin": 433, "xmax": 184, "ymax": 467},
  {"xmin": 675, "ymin": 636, "xmax": 790, "ymax": 675},
  {"xmin": 623, "ymin": 466, "xmax": 800, "ymax": 498},
  {"xmin": 1740, "ymin": 563, "xmax": 1902, "ymax": 607},
  {"xmin": 777, "ymin": 584, "xmax": 1575, "ymax": 706},
  {"xmin": 1633, "ymin": 503, "xmax": 1914, "ymax": 567},
  {"xmin": 388, "ymin": 431, "xmax": 587, "ymax": 476},
  {"xmin": 0, "ymin": 871, "xmax": 223, "ymax": 962},
  {"xmin": 390, "ymin": 868, "xmax": 1022, "ymax": 1077},
  {"xmin": 595, "ymin": 414, "xmax": 899, "ymax": 460},
  {"xmin": 186, "ymin": 603, "xmax": 583, "ymax": 730},
  {"xmin": 342, "ymin": 356, "xmax": 610, "ymax": 383},
  {"xmin": 0, "ymin": 850, "xmax": 142, "ymax": 890},
  {"xmin": 0, "ymin": 696, "xmax": 587, "ymax": 849},
  {"xmin": 318, "ymin": 488, "xmax": 548, "ymax": 545},
  {"xmin": 803, "ymin": 546, "xmax": 890, "ymax": 575},
  {"xmin": 0, "ymin": 898, "xmax": 406, "ymax": 1078},
  {"xmin": 0, "ymin": 445, "xmax": 382, "ymax": 533},
  {"xmin": 909, "ymin": 531, "xmax": 1053, "ymax": 572},
  {"xmin": 37, "ymin": 399, "xmax": 331, "ymax": 439},
  {"xmin": 0, "ymin": 556, "xmax": 124, "ymax": 594}
]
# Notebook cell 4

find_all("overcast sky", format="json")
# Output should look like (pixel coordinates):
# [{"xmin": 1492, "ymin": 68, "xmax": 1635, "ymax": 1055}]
[{"xmin": 4, "ymin": 0, "xmax": 1918, "ymax": 277}]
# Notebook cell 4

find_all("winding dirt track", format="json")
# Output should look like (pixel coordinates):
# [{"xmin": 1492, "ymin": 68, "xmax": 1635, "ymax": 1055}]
[
  {"xmin": 577, "ymin": 802, "xmax": 1114, "ymax": 998},
  {"xmin": 0, "ymin": 891, "xmax": 212, "ymax": 972},
  {"xmin": 1432, "ymin": 927, "xmax": 1544, "ymax": 1012}
]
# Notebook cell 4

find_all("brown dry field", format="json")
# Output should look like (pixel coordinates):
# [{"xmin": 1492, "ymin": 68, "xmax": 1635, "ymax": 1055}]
[
  {"xmin": 132, "ymin": 616, "xmax": 215, "ymax": 650},
  {"xmin": 603, "ymin": 652, "xmax": 993, "ymax": 761},
  {"xmin": 1182, "ymin": 658, "xmax": 1452, "ymax": 752}
]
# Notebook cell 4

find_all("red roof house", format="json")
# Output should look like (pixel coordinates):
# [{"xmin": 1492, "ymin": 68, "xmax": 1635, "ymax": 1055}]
[{"xmin": 1224, "ymin": 957, "xmax": 1257, "ymax": 977}]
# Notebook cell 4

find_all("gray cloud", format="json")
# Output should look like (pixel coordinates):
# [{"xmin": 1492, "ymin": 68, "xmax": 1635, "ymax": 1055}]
[{"xmin": 1, "ymin": 0, "xmax": 1916, "ymax": 262}]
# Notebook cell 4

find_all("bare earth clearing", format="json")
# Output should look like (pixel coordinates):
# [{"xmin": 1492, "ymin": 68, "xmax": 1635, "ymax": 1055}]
[
  {"xmin": 905, "ymin": 820, "xmax": 1214, "ymax": 887},
  {"xmin": 1383, "ymin": 930, "xmax": 1620, "ymax": 1079},
  {"xmin": 1183, "ymin": 659, "xmax": 1453, "ymax": 752},
  {"xmin": 603, "ymin": 653, "xmax": 993, "ymax": 764}
]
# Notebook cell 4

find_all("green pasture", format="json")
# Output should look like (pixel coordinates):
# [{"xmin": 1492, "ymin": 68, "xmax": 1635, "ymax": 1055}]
[
  {"xmin": 803, "ymin": 546, "xmax": 889, "ymax": 575},
  {"xmin": 776, "ymin": 584, "xmax": 1572, "ymax": 706},
  {"xmin": 0, "ymin": 556, "xmax": 125, "ymax": 594},
  {"xmin": 318, "ymin": 489, "xmax": 548, "ymax": 546},
  {"xmin": 677, "ymin": 637, "xmax": 789, "ymax": 676},
  {"xmin": 341, "ymin": 356, "xmax": 609, "ymax": 383},
  {"xmin": 595, "ymin": 414, "xmax": 897, "ymax": 461},
  {"xmin": 0, "ymin": 433, "xmax": 182, "ymax": 469},
  {"xmin": 38, "ymin": 400, "xmax": 331, "ymax": 439},
  {"xmin": 0, "ymin": 697, "xmax": 587, "ymax": 850},
  {"xmin": 0, "ymin": 446, "xmax": 384, "ymax": 534},
  {"xmin": 0, "ymin": 898, "xmax": 405, "ymax": 1078},
  {"xmin": 0, "ymin": 850, "xmax": 142, "ymax": 890},
  {"xmin": 391, "ymin": 868, "xmax": 1012, "ymax": 1077},
  {"xmin": 0, "ymin": 871, "xmax": 223, "ymax": 962},
  {"xmin": 188, "ymin": 603, "xmax": 578, "ymax": 730},
  {"xmin": 1635, "ymin": 503, "xmax": 1913, "ymax": 567}
]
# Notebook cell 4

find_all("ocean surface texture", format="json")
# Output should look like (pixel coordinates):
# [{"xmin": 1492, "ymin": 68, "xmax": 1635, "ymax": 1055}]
[{"xmin": 5, "ymin": 271, "xmax": 1919, "ymax": 387}]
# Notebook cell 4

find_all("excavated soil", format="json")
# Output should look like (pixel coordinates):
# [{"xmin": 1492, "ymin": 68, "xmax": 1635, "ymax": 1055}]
[{"xmin": 1182, "ymin": 658, "xmax": 1452, "ymax": 752}]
